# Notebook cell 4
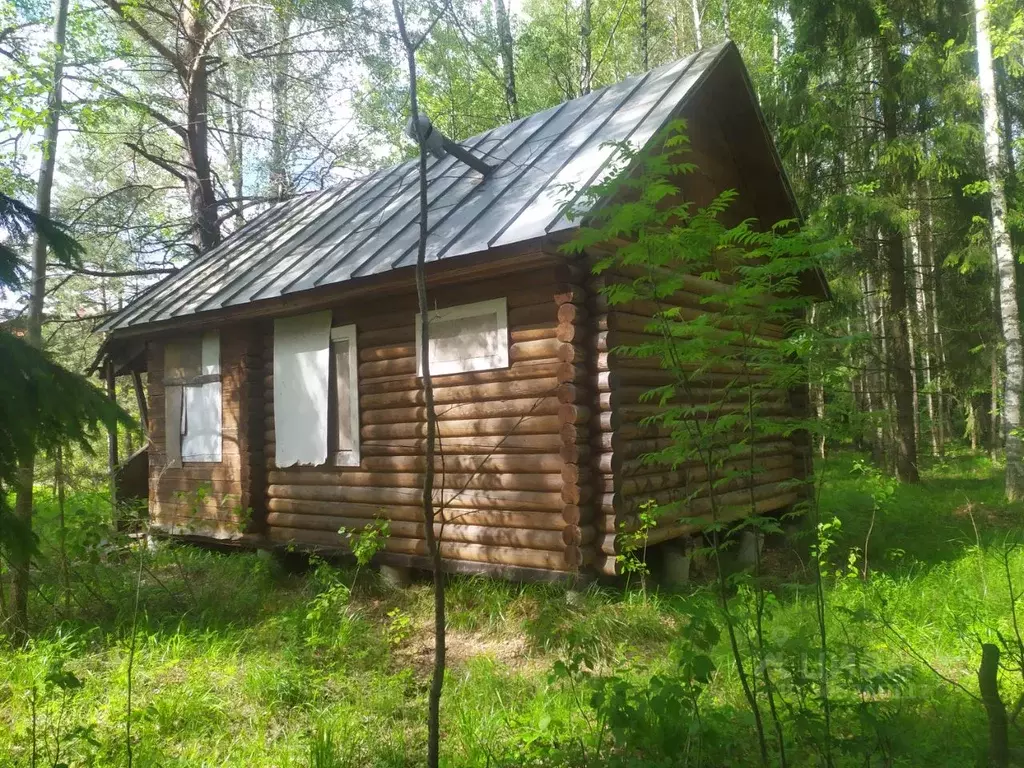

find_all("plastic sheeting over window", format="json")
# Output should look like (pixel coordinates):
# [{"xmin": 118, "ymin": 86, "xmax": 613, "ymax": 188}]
[
  {"xmin": 416, "ymin": 298, "xmax": 509, "ymax": 376},
  {"xmin": 274, "ymin": 311, "xmax": 331, "ymax": 467},
  {"xmin": 164, "ymin": 331, "xmax": 221, "ymax": 465}
]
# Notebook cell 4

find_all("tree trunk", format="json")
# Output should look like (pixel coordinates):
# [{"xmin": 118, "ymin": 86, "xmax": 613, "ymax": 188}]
[
  {"xmin": 970, "ymin": 399, "xmax": 980, "ymax": 452},
  {"xmin": 978, "ymin": 643, "xmax": 1009, "ymax": 768},
  {"xmin": 106, "ymin": 359, "xmax": 118, "ymax": 525},
  {"xmin": 916, "ymin": 188, "xmax": 941, "ymax": 456},
  {"xmin": 393, "ymin": 5, "xmax": 445, "ymax": 767},
  {"xmin": 55, "ymin": 446, "xmax": 69, "ymax": 611},
  {"xmin": 224, "ymin": 77, "xmax": 245, "ymax": 228},
  {"xmin": 494, "ymin": 0, "xmax": 520, "ymax": 120},
  {"xmin": 639, "ymin": 0, "xmax": 648, "ymax": 69},
  {"xmin": 863, "ymin": 270, "xmax": 887, "ymax": 467},
  {"xmin": 269, "ymin": 6, "xmax": 293, "ymax": 199},
  {"xmin": 975, "ymin": 0, "xmax": 1024, "ymax": 499},
  {"xmin": 993, "ymin": 337, "xmax": 1002, "ymax": 460},
  {"xmin": 579, "ymin": 0, "xmax": 592, "ymax": 95},
  {"xmin": 879, "ymin": 34, "xmax": 919, "ymax": 482},
  {"xmin": 182, "ymin": 3, "xmax": 220, "ymax": 251},
  {"xmin": 909, "ymin": 224, "xmax": 931, "ymax": 452},
  {"xmin": 10, "ymin": 0, "xmax": 71, "ymax": 644},
  {"xmin": 906, "ymin": 264, "xmax": 920, "ymax": 450},
  {"xmin": 690, "ymin": 0, "xmax": 703, "ymax": 49}
]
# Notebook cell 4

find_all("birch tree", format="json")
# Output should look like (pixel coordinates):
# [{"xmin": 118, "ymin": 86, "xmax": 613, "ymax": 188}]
[
  {"xmin": 9, "ymin": 0, "xmax": 70, "ymax": 644},
  {"xmin": 974, "ymin": 0, "xmax": 1024, "ymax": 499}
]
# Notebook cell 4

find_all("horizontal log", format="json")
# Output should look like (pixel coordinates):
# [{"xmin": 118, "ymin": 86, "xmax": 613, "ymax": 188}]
[
  {"xmin": 556, "ymin": 383, "xmax": 586, "ymax": 405},
  {"xmin": 362, "ymin": 396, "xmax": 560, "ymax": 425},
  {"xmin": 603, "ymin": 305, "xmax": 785, "ymax": 340},
  {"xmin": 266, "ymin": 469, "xmax": 563, "ymax": 492},
  {"xmin": 360, "ymin": 361, "xmax": 561, "ymax": 393},
  {"xmin": 557, "ymin": 303, "xmax": 587, "ymax": 325},
  {"xmin": 362, "ymin": 414, "xmax": 561, "ymax": 440},
  {"xmin": 354, "ymin": 338, "xmax": 561, "ymax": 379},
  {"xmin": 359, "ymin": 453, "xmax": 563, "ymax": 474},
  {"xmin": 358, "ymin": 327, "xmax": 558, "ymax": 364},
  {"xmin": 560, "ymin": 504, "xmax": 591, "ymax": 526},
  {"xmin": 361, "ymin": 435, "xmax": 563, "ymax": 455},
  {"xmin": 358, "ymin": 303, "xmax": 555, "ymax": 345},
  {"xmin": 601, "ymin": 481, "xmax": 800, "ymax": 532},
  {"xmin": 561, "ymin": 464, "xmax": 590, "ymax": 485},
  {"xmin": 553, "ymin": 283, "xmax": 585, "ymax": 307},
  {"xmin": 603, "ymin": 443, "xmax": 794, "ymax": 476},
  {"xmin": 268, "ymin": 483, "xmax": 563, "ymax": 512},
  {"xmin": 556, "ymin": 363, "xmax": 587, "ymax": 384},
  {"xmin": 559, "ymin": 423, "xmax": 588, "ymax": 446},
  {"xmin": 602, "ymin": 403, "xmax": 791, "ymax": 435},
  {"xmin": 266, "ymin": 512, "xmax": 568, "ymax": 550},
  {"xmin": 560, "ymin": 442, "xmax": 590, "ymax": 464},
  {"xmin": 559, "ymin": 403, "xmax": 590, "ymax": 424},
  {"xmin": 265, "ymin": 526, "xmax": 576, "ymax": 571},
  {"xmin": 152, "ymin": 477, "xmax": 242, "ymax": 495},
  {"xmin": 561, "ymin": 525, "xmax": 596, "ymax": 547},
  {"xmin": 266, "ymin": 497, "xmax": 567, "ymax": 530},
  {"xmin": 557, "ymin": 343, "xmax": 586, "ymax": 364},
  {"xmin": 146, "ymin": 460, "xmax": 249, "ymax": 479},
  {"xmin": 561, "ymin": 483, "xmax": 591, "ymax": 505},
  {"xmin": 151, "ymin": 499, "xmax": 246, "ymax": 521},
  {"xmin": 361, "ymin": 377, "xmax": 560, "ymax": 410},
  {"xmin": 599, "ymin": 368, "xmax": 769, "ymax": 392},
  {"xmin": 556, "ymin": 322, "xmax": 587, "ymax": 344},
  {"xmin": 563, "ymin": 544, "xmax": 589, "ymax": 568},
  {"xmin": 642, "ymin": 492, "xmax": 798, "ymax": 547},
  {"xmin": 617, "ymin": 464, "xmax": 793, "ymax": 502}
]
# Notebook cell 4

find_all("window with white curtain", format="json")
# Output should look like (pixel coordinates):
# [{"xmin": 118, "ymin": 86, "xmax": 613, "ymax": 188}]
[{"xmin": 416, "ymin": 297, "xmax": 509, "ymax": 376}]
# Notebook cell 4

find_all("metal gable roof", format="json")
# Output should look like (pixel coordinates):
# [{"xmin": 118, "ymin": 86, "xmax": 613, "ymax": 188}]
[{"xmin": 100, "ymin": 42, "xmax": 732, "ymax": 334}]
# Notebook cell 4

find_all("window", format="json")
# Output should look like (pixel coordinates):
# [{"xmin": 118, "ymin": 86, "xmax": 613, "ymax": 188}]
[
  {"xmin": 330, "ymin": 324, "xmax": 360, "ymax": 466},
  {"xmin": 273, "ymin": 312, "xmax": 331, "ymax": 467},
  {"xmin": 163, "ymin": 331, "xmax": 221, "ymax": 466},
  {"xmin": 415, "ymin": 297, "xmax": 509, "ymax": 376},
  {"xmin": 272, "ymin": 312, "xmax": 361, "ymax": 468}
]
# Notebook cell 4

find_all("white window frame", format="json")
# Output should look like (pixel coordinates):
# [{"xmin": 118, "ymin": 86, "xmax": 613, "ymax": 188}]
[
  {"xmin": 415, "ymin": 297, "xmax": 509, "ymax": 377},
  {"xmin": 330, "ymin": 323, "xmax": 360, "ymax": 466}
]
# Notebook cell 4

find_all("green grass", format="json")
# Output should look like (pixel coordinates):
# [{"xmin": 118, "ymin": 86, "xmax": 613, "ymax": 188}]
[{"xmin": 2, "ymin": 450, "xmax": 1023, "ymax": 766}]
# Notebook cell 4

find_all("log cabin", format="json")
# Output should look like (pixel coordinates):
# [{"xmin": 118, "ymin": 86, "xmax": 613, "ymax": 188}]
[{"xmin": 96, "ymin": 41, "xmax": 827, "ymax": 581}]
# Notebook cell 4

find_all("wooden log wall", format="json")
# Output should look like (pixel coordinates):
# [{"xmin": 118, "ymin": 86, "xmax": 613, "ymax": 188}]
[
  {"xmin": 147, "ymin": 326, "xmax": 265, "ymax": 538},
  {"xmin": 587, "ymin": 266, "xmax": 800, "ymax": 577},
  {"xmin": 580, "ymin": 85, "xmax": 815, "ymax": 576},
  {"xmin": 263, "ymin": 266, "xmax": 588, "ymax": 575}
]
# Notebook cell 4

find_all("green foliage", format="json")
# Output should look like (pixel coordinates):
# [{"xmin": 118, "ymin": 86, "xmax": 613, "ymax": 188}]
[
  {"xmin": 340, "ymin": 517, "xmax": 391, "ymax": 568},
  {"xmin": 615, "ymin": 499, "xmax": 660, "ymax": 591},
  {"xmin": 0, "ymin": 455, "xmax": 1021, "ymax": 765}
]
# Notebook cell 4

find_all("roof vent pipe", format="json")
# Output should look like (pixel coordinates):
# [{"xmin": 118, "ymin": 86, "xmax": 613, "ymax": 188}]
[{"xmin": 406, "ymin": 113, "xmax": 496, "ymax": 176}]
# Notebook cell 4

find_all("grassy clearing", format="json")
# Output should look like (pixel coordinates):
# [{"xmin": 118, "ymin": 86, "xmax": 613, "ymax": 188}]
[{"xmin": 2, "ymin": 451, "xmax": 1023, "ymax": 766}]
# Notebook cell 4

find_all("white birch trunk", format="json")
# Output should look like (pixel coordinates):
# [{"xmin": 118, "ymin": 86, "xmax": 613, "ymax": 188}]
[
  {"xmin": 690, "ymin": 0, "xmax": 703, "ymax": 49},
  {"xmin": 11, "ymin": 0, "xmax": 71, "ymax": 643},
  {"xmin": 910, "ymin": 217, "xmax": 938, "ymax": 455},
  {"xmin": 976, "ymin": 0, "xmax": 1023, "ymax": 498}
]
